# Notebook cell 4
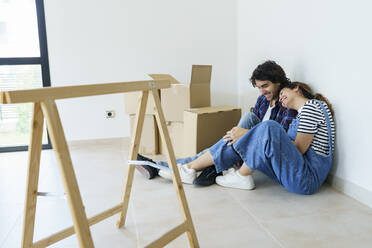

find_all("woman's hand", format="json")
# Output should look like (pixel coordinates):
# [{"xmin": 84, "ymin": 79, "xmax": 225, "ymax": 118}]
[{"xmin": 223, "ymin": 127, "xmax": 249, "ymax": 146}]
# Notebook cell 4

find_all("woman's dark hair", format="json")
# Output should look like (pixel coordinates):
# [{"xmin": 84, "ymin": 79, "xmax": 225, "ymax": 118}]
[
  {"xmin": 250, "ymin": 60, "xmax": 291, "ymax": 91},
  {"xmin": 285, "ymin": 81, "xmax": 334, "ymax": 116}
]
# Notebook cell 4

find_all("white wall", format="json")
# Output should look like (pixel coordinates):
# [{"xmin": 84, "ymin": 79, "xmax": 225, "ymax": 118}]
[
  {"xmin": 43, "ymin": 0, "xmax": 372, "ymax": 206},
  {"xmin": 44, "ymin": 0, "xmax": 237, "ymax": 141},
  {"xmin": 238, "ymin": 0, "xmax": 372, "ymax": 205}
]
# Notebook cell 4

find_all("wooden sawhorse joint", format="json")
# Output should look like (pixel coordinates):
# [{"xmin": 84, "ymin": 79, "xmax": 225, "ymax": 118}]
[{"xmin": 0, "ymin": 80, "xmax": 199, "ymax": 248}]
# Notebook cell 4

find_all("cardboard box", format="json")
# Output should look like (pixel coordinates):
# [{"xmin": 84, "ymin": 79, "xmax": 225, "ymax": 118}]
[
  {"xmin": 183, "ymin": 106, "xmax": 241, "ymax": 157},
  {"xmin": 124, "ymin": 90, "xmax": 158, "ymax": 115},
  {"xmin": 149, "ymin": 65, "xmax": 212, "ymax": 122},
  {"xmin": 129, "ymin": 114, "xmax": 159, "ymax": 155},
  {"xmin": 124, "ymin": 74, "xmax": 178, "ymax": 115},
  {"xmin": 159, "ymin": 121, "xmax": 184, "ymax": 158}
]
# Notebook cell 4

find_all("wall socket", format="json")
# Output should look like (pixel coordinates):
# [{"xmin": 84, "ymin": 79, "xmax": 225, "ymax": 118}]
[{"xmin": 105, "ymin": 110, "xmax": 115, "ymax": 119}]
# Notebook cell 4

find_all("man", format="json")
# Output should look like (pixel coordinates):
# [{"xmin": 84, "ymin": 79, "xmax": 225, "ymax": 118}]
[
  {"xmin": 226, "ymin": 60, "xmax": 296, "ymax": 144},
  {"xmin": 136, "ymin": 60, "xmax": 298, "ymax": 186}
]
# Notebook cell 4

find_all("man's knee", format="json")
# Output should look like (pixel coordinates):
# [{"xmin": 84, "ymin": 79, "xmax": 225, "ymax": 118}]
[{"xmin": 238, "ymin": 112, "xmax": 260, "ymax": 129}]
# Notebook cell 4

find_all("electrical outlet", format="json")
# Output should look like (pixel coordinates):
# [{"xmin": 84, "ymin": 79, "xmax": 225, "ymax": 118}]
[{"xmin": 105, "ymin": 110, "xmax": 115, "ymax": 119}]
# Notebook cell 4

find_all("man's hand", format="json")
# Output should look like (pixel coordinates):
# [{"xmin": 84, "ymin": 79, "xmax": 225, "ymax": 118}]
[{"xmin": 223, "ymin": 127, "xmax": 249, "ymax": 146}]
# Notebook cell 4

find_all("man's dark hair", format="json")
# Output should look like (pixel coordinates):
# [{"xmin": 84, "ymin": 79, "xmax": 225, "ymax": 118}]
[{"xmin": 250, "ymin": 60, "xmax": 290, "ymax": 89}]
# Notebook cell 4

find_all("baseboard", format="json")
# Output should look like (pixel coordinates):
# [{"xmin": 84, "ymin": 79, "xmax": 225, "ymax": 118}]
[{"xmin": 327, "ymin": 174, "xmax": 372, "ymax": 209}]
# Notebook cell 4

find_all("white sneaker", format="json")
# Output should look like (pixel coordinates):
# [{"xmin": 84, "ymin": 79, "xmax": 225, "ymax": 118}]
[
  {"xmin": 158, "ymin": 164, "xmax": 196, "ymax": 184},
  {"xmin": 216, "ymin": 169, "xmax": 255, "ymax": 190}
]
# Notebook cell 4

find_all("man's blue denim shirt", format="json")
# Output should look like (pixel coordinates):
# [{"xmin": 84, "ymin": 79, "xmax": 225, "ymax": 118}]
[{"xmin": 252, "ymin": 95, "xmax": 297, "ymax": 132}]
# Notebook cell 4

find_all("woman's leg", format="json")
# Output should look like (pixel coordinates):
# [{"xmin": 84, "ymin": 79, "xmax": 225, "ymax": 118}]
[
  {"xmin": 208, "ymin": 137, "xmax": 243, "ymax": 173},
  {"xmin": 232, "ymin": 120, "xmax": 316, "ymax": 194},
  {"xmin": 215, "ymin": 121, "xmax": 296, "ymax": 190},
  {"xmin": 186, "ymin": 151, "xmax": 214, "ymax": 171},
  {"xmin": 238, "ymin": 163, "xmax": 254, "ymax": 176}
]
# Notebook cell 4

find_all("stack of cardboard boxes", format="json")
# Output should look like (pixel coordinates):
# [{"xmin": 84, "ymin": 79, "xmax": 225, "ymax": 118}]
[{"xmin": 124, "ymin": 65, "xmax": 241, "ymax": 157}]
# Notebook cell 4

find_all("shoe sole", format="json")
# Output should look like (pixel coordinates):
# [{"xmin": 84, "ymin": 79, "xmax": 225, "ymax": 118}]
[
  {"xmin": 159, "ymin": 170, "xmax": 194, "ymax": 184},
  {"xmin": 216, "ymin": 178, "xmax": 255, "ymax": 190},
  {"xmin": 193, "ymin": 171, "xmax": 221, "ymax": 186},
  {"xmin": 159, "ymin": 170, "xmax": 172, "ymax": 180},
  {"xmin": 193, "ymin": 179, "xmax": 215, "ymax": 187},
  {"xmin": 135, "ymin": 165, "xmax": 151, "ymax": 179},
  {"xmin": 193, "ymin": 181, "xmax": 215, "ymax": 187},
  {"xmin": 217, "ymin": 182, "xmax": 256, "ymax": 190}
]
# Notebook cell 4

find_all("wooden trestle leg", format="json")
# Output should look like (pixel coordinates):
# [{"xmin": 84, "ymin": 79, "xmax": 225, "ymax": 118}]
[
  {"xmin": 22, "ymin": 102, "xmax": 44, "ymax": 248},
  {"xmin": 117, "ymin": 90, "xmax": 149, "ymax": 228},
  {"xmin": 40, "ymin": 99, "xmax": 94, "ymax": 248}
]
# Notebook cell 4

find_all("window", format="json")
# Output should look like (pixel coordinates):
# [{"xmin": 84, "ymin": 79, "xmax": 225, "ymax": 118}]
[{"xmin": 0, "ymin": 0, "xmax": 51, "ymax": 152}]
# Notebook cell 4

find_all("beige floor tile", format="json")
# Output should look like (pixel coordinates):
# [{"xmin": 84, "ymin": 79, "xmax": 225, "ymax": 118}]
[
  {"xmin": 189, "ymin": 197, "xmax": 282, "ymax": 248},
  {"xmin": 261, "ymin": 207, "xmax": 372, "ymax": 248},
  {"xmin": 228, "ymin": 171, "xmax": 367, "ymax": 222},
  {"xmin": 0, "ymin": 152, "xmax": 28, "ymax": 205},
  {"xmin": 0, "ymin": 203, "xmax": 23, "ymax": 246}
]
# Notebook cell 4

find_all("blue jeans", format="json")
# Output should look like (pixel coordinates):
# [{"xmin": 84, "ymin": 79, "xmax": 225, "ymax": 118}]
[
  {"xmin": 237, "ymin": 111, "xmax": 261, "ymax": 129},
  {"xmin": 156, "ymin": 112, "xmax": 261, "ymax": 168}
]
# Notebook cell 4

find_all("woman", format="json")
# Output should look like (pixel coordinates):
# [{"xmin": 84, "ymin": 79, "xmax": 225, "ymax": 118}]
[{"xmin": 157, "ymin": 81, "xmax": 335, "ymax": 195}]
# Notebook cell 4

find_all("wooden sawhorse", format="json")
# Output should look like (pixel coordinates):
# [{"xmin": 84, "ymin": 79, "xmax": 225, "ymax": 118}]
[{"xmin": 0, "ymin": 80, "xmax": 199, "ymax": 248}]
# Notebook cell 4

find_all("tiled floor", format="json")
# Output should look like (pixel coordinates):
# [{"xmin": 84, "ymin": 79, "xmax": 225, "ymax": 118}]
[{"xmin": 1, "ymin": 138, "xmax": 372, "ymax": 248}]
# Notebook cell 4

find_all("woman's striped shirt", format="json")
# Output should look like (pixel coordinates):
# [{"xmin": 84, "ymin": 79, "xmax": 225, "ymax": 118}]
[{"xmin": 297, "ymin": 100, "xmax": 335, "ymax": 156}]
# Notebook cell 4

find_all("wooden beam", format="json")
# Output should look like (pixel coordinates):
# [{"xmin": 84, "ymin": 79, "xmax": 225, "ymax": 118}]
[
  {"xmin": 0, "ymin": 80, "xmax": 170, "ymax": 104},
  {"xmin": 145, "ymin": 222, "xmax": 188, "ymax": 248},
  {"xmin": 32, "ymin": 204, "xmax": 123, "ymax": 248}
]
